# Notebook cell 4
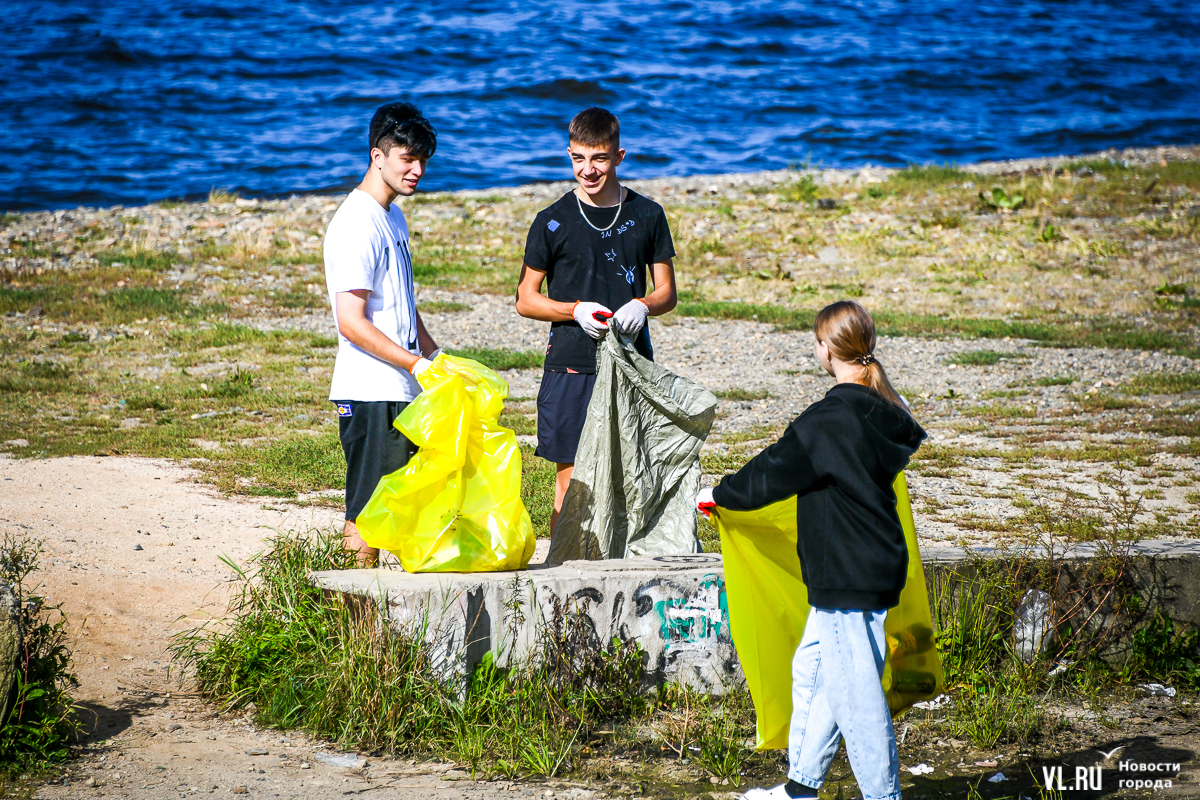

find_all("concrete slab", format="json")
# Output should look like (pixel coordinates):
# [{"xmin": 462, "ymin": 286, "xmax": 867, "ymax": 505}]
[
  {"xmin": 313, "ymin": 537, "xmax": 1200, "ymax": 692},
  {"xmin": 311, "ymin": 553, "xmax": 741, "ymax": 693}
]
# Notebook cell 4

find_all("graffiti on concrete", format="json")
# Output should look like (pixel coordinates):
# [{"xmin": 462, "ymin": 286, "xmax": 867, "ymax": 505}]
[{"xmin": 651, "ymin": 574, "xmax": 729, "ymax": 653}]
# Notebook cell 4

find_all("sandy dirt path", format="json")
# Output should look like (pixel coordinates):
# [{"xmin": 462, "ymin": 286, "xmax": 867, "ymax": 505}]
[{"xmin": 0, "ymin": 455, "xmax": 587, "ymax": 800}]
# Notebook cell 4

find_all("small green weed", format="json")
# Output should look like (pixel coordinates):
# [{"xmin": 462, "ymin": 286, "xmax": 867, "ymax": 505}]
[
  {"xmin": 778, "ymin": 174, "xmax": 820, "ymax": 204},
  {"xmin": 977, "ymin": 186, "xmax": 1025, "ymax": 212},
  {"xmin": 1034, "ymin": 375, "xmax": 1075, "ymax": 387},
  {"xmin": 1154, "ymin": 279, "xmax": 1189, "ymax": 297}
]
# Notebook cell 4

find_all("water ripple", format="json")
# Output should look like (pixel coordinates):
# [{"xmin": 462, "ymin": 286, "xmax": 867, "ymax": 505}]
[{"xmin": 1, "ymin": 0, "xmax": 1198, "ymax": 210}]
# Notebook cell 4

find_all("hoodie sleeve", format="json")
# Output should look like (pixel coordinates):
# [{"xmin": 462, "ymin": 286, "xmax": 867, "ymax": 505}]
[{"xmin": 712, "ymin": 403, "xmax": 833, "ymax": 511}]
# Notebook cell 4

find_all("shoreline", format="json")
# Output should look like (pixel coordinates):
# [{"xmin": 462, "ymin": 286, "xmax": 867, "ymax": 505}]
[{"xmin": 4, "ymin": 142, "xmax": 1199, "ymax": 218}]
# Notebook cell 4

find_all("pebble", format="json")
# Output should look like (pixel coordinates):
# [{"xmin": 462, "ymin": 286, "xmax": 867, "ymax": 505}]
[{"xmin": 133, "ymin": 544, "xmax": 143, "ymax": 551}]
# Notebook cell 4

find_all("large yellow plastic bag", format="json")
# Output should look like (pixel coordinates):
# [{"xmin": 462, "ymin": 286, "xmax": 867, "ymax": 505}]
[
  {"xmin": 715, "ymin": 472, "xmax": 942, "ymax": 749},
  {"xmin": 356, "ymin": 353, "xmax": 535, "ymax": 572}
]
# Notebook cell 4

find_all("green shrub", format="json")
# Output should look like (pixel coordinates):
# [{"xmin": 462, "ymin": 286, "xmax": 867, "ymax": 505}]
[{"xmin": 0, "ymin": 536, "xmax": 78, "ymax": 777}]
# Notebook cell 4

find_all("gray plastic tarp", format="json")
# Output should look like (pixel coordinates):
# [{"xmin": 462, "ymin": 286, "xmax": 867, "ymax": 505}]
[{"xmin": 548, "ymin": 331, "xmax": 718, "ymax": 562}]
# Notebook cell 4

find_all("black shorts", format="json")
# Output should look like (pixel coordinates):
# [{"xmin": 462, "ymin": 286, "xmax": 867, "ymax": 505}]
[
  {"xmin": 335, "ymin": 400, "xmax": 417, "ymax": 522},
  {"xmin": 534, "ymin": 371, "xmax": 597, "ymax": 464}
]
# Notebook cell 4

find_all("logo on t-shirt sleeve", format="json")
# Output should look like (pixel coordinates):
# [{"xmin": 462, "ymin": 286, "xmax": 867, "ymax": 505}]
[
  {"xmin": 547, "ymin": 220, "xmax": 560, "ymax": 232},
  {"xmin": 337, "ymin": 403, "xmax": 353, "ymax": 417}
]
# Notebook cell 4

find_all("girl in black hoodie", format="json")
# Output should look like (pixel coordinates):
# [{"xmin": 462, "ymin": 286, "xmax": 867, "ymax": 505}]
[{"xmin": 697, "ymin": 301, "xmax": 925, "ymax": 800}]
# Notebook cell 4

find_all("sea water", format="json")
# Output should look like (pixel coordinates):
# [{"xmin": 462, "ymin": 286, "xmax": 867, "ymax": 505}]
[{"xmin": 1, "ymin": 0, "xmax": 1198, "ymax": 210}]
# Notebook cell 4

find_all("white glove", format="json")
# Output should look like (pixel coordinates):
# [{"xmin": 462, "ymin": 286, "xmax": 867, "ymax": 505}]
[
  {"xmin": 696, "ymin": 487, "xmax": 716, "ymax": 518},
  {"xmin": 613, "ymin": 298, "xmax": 649, "ymax": 335},
  {"xmin": 572, "ymin": 301, "xmax": 613, "ymax": 340},
  {"xmin": 409, "ymin": 357, "xmax": 433, "ymax": 376}
]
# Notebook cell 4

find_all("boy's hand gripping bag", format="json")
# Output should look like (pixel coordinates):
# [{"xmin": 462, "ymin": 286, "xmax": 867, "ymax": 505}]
[
  {"xmin": 356, "ymin": 353, "xmax": 536, "ymax": 572},
  {"xmin": 714, "ymin": 473, "xmax": 942, "ymax": 749}
]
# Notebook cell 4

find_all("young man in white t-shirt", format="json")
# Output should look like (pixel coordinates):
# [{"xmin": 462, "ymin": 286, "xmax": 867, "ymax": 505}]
[{"xmin": 324, "ymin": 102, "xmax": 440, "ymax": 565}]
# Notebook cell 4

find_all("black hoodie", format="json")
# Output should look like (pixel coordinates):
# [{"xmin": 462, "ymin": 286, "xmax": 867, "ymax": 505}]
[{"xmin": 712, "ymin": 383, "xmax": 926, "ymax": 610}]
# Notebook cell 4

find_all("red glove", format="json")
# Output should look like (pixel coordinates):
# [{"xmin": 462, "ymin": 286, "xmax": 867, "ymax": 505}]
[{"xmin": 696, "ymin": 487, "xmax": 716, "ymax": 518}]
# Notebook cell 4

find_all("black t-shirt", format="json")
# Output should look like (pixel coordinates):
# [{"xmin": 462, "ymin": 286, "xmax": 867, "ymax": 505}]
[{"xmin": 523, "ymin": 188, "xmax": 676, "ymax": 373}]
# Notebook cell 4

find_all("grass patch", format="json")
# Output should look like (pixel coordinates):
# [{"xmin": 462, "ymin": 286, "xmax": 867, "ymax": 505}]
[
  {"xmin": 208, "ymin": 433, "xmax": 345, "ymax": 498},
  {"xmin": 713, "ymin": 388, "xmax": 769, "ymax": 401},
  {"xmin": 0, "ymin": 361, "xmax": 75, "ymax": 394},
  {"xmin": 521, "ymin": 446, "xmax": 555, "ymax": 539},
  {"xmin": 1075, "ymin": 393, "xmax": 1147, "ymax": 412},
  {"xmin": 700, "ymin": 450, "xmax": 752, "ymax": 475},
  {"xmin": 1125, "ymin": 372, "xmax": 1200, "ymax": 395},
  {"xmin": 964, "ymin": 404, "xmax": 1035, "ymax": 421},
  {"xmin": 447, "ymin": 347, "xmax": 544, "ymax": 371},
  {"xmin": 95, "ymin": 248, "xmax": 181, "ymax": 271},
  {"xmin": 946, "ymin": 350, "xmax": 1027, "ymax": 367},
  {"xmin": 419, "ymin": 301, "xmax": 472, "ymax": 314},
  {"xmin": 886, "ymin": 163, "xmax": 971, "ymax": 192},
  {"xmin": 677, "ymin": 298, "xmax": 1199, "ymax": 355},
  {"xmin": 499, "ymin": 410, "xmax": 536, "ymax": 436},
  {"xmin": 1034, "ymin": 375, "xmax": 1076, "ymax": 386},
  {"xmin": 172, "ymin": 324, "xmax": 278, "ymax": 349}
]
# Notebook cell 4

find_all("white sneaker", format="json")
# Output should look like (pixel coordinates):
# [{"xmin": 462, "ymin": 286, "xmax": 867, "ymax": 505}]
[{"xmin": 741, "ymin": 785, "xmax": 817, "ymax": 800}]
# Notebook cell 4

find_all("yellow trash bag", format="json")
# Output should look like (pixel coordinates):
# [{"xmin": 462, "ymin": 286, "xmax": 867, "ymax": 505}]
[
  {"xmin": 356, "ymin": 353, "xmax": 536, "ymax": 572},
  {"xmin": 714, "ymin": 473, "xmax": 942, "ymax": 750}
]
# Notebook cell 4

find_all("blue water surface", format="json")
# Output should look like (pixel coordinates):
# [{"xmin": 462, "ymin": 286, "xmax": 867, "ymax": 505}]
[{"xmin": 2, "ymin": 1, "xmax": 1198, "ymax": 211}]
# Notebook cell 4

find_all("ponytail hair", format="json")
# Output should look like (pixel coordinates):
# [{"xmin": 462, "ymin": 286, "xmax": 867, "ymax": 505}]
[{"xmin": 814, "ymin": 301, "xmax": 911, "ymax": 415}]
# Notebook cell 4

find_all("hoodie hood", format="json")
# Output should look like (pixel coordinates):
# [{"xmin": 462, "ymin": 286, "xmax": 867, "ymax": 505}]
[{"xmin": 827, "ymin": 383, "xmax": 927, "ymax": 472}]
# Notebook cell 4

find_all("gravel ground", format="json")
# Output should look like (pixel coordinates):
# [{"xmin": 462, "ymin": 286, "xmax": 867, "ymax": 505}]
[{"xmin": 255, "ymin": 289, "xmax": 1200, "ymax": 549}]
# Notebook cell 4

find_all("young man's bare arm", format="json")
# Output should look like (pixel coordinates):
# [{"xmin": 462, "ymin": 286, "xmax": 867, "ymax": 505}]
[
  {"xmin": 414, "ymin": 310, "xmax": 438, "ymax": 356},
  {"xmin": 335, "ymin": 290, "xmax": 436, "ymax": 372},
  {"xmin": 643, "ymin": 259, "xmax": 677, "ymax": 316},
  {"xmin": 515, "ymin": 264, "xmax": 576, "ymax": 322}
]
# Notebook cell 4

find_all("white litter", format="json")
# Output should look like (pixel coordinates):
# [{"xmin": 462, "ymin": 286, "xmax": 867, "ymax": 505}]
[
  {"xmin": 314, "ymin": 753, "xmax": 361, "ymax": 768},
  {"xmin": 1138, "ymin": 683, "xmax": 1177, "ymax": 697},
  {"xmin": 1047, "ymin": 660, "xmax": 1075, "ymax": 678},
  {"xmin": 906, "ymin": 763, "xmax": 935, "ymax": 775},
  {"xmin": 987, "ymin": 772, "xmax": 1008, "ymax": 783},
  {"xmin": 913, "ymin": 694, "xmax": 952, "ymax": 710}
]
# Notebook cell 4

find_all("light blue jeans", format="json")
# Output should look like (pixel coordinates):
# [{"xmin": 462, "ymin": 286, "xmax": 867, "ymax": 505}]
[{"xmin": 787, "ymin": 607, "xmax": 901, "ymax": 800}]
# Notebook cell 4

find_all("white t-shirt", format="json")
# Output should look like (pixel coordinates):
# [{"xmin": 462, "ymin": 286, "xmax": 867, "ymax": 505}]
[{"xmin": 323, "ymin": 189, "xmax": 422, "ymax": 402}]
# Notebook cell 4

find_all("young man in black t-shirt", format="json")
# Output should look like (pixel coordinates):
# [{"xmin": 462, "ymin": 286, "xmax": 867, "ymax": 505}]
[
  {"xmin": 511, "ymin": 106, "xmax": 676, "ymax": 532},
  {"xmin": 515, "ymin": 107, "xmax": 678, "ymax": 533}
]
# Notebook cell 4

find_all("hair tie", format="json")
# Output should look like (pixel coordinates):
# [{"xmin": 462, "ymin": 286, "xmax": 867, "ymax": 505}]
[{"xmin": 855, "ymin": 353, "xmax": 877, "ymax": 366}]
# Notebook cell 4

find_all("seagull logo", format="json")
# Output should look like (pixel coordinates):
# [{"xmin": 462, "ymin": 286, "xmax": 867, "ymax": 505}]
[{"xmin": 1095, "ymin": 747, "xmax": 1125, "ymax": 760}]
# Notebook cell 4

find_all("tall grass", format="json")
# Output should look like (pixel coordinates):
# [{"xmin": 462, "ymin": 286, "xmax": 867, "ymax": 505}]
[
  {"xmin": 171, "ymin": 529, "xmax": 652, "ymax": 777},
  {"xmin": 928, "ymin": 485, "xmax": 1200, "ymax": 748},
  {"xmin": 0, "ymin": 536, "xmax": 78, "ymax": 778}
]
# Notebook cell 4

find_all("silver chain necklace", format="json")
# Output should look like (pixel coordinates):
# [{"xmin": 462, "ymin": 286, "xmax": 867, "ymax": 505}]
[{"xmin": 575, "ymin": 185, "xmax": 623, "ymax": 232}]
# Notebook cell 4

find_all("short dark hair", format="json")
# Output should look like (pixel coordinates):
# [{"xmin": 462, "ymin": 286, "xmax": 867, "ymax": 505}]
[
  {"xmin": 369, "ymin": 102, "xmax": 437, "ymax": 160},
  {"xmin": 569, "ymin": 107, "xmax": 620, "ymax": 149}
]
